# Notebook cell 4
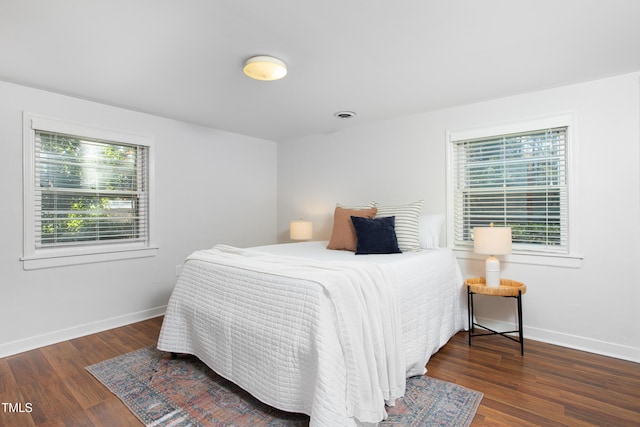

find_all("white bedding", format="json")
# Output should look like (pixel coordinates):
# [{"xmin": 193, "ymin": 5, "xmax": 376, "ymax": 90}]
[{"xmin": 157, "ymin": 241, "xmax": 467, "ymax": 426}]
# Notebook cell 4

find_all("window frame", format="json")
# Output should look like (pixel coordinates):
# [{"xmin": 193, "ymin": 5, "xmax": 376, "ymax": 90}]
[
  {"xmin": 446, "ymin": 114, "xmax": 582, "ymax": 268},
  {"xmin": 22, "ymin": 113, "xmax": 158, "ymax": 270}
]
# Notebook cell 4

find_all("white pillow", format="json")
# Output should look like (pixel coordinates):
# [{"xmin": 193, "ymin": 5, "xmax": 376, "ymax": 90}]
[
  {"xmin": 419, "ymin": 214, "xmax": 444, "ymax": 249},
  {"xmin": 375, "ymin": 200, "xmax": 424, "ymax": 252}
]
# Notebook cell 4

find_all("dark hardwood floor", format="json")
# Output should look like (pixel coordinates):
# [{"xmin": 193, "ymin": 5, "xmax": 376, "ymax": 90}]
[
  {"xmin": 427, "ymin": 332, "xmax": 640, "ymax": 426},
  {"xmin": 0, "ymin": 317, "xmax": 638, "ymax": 426}
]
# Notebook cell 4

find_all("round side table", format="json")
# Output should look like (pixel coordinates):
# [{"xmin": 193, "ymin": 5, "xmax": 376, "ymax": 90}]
[{"xmin": 465, "ymin": 277, "xmax": 527, "ymax": 355}]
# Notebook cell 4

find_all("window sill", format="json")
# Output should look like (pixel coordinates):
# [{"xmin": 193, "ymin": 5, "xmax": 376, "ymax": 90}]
[
  {"xmin": 452, "ymin": 248, "xmax": 583, "ymax": 269},
  {"xmin": 21, "ymin": 245, "xmax": 159, "ymax": 270}
]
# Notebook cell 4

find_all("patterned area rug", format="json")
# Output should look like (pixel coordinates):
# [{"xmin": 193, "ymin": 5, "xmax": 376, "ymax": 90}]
[{"xmin": 87, "ymin": 346, "xmax": 482, "ymax": 427}]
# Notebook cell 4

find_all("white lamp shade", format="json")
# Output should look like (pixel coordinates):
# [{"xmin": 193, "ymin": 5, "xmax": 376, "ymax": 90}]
[
  {"xmin": 243, "ymin": 56, "xmax": 287, "ymax": 81},
  {"xmin": 290, "ymin": 220, "xmax": 313, "ymax": 240},
  {"xmin": 474, "ymin": 226, "xmax": 512, "ymax": 255},
  {"xmin": 474, "ymin": 226, "xmax": 512, "ymax": 287}
]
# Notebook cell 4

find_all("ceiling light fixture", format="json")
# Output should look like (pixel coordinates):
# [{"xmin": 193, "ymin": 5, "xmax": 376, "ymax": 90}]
[
  {"xmin": 243, "ymin": 55, "xmax": 287, "ymax": 81},
  {"xmin": 334, "ymin": 111, "xmax": 356, "ymax": 119}
]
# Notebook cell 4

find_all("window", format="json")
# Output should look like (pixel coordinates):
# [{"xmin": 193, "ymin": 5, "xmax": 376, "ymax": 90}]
[
  {"xmin": 22, "ymin": 113, "xmax": 157, "ymax": 269},
  {"xmin": 449, "ymin": 116, "xmax": 573, "ymax": 257}
]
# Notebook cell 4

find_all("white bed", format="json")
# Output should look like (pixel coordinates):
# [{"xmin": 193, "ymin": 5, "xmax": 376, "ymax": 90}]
[{"xmin": 157, "ymin": 241, "xmax": 467, "ymax": 426}]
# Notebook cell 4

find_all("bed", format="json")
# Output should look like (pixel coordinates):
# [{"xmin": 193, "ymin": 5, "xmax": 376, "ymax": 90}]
[{"xmin": 157, "ymin": 240, "xmax": 467, "ymax": 426}]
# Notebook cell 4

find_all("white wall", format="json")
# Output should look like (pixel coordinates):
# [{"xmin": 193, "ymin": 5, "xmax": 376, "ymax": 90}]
[
  {"xmin": 278, "ymin": 72, "xmax": 640, "ymax": 362},
  {"xmin": 0, "ymin": 80, "xmax": 278, "ymax": 357},
  {"xmin": 4, "ymin": 72, "xmax": 639, "ymax": 362}
]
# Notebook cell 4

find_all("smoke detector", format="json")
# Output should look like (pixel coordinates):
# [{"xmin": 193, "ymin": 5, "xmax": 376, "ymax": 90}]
[{"xmin": 334, "ymin": 111, "xmax": 356, "ymax": 119}]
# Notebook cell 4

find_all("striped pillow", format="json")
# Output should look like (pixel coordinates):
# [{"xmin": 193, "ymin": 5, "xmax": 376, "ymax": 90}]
[{"xmin": 374, "ymin": 200, "xmax": 424, "ymax": 252}]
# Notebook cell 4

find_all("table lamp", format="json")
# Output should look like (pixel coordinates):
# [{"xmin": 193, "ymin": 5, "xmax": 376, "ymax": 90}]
[
  {"xmin": 290, "ymin": 219, "xmax": 313, "ymax": 241},
  {"xmin": 473, "ymin": 223, "xmax": 512, "ymax": 287}
]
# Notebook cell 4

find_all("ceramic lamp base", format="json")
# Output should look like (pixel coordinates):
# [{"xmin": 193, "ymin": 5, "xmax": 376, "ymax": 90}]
[{"xmin": 485, "ymin": 256, "xmax": 501, "ymax": 287}]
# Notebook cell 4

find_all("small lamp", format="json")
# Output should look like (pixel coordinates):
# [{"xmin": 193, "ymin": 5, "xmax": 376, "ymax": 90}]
[
  {"xmin": 290, "ymin": 219, "xmax": 313, "ymax": 241},
  {"xmin": 473, "ymin": 223, "xmax": 512, "ymax": 287}
]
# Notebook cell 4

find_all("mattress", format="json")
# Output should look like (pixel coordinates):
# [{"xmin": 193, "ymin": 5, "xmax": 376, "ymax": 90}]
[{"xmin": 157, "ymin": 241, "xmax": 467, "ymax": 426}]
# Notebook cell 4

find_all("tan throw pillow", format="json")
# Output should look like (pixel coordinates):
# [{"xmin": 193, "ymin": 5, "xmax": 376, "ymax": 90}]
[{"xmin": 327, "ymin": 207, "xmax": 378, "ymax": 251}]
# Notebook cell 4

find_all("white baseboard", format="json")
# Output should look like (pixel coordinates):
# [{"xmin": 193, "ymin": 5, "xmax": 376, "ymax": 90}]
[
  {"xmin": 475, "ymin": 316, "xmax": 640, "ymax": 363},
  {"xmin": 3, "ymin": 309, "xmax": 637, "ymax": 364},
  {"xmin": 0, "ymin": 306, "xmax": 167, "ymax": 359}
]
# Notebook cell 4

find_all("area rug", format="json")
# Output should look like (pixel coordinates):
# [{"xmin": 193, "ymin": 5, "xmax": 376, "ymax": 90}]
[{"xmin": 86, "ymin": 346, "xmax": 482, "ymax": 427}]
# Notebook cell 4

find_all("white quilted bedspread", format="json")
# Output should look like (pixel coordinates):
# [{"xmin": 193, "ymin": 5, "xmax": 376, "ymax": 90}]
[{"xmin": 157, "ymin": 243, "xmax": 466, "ymax": 427}]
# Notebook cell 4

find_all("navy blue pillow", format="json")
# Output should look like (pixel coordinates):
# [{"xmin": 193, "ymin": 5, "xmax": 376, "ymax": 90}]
[{"xmin": 351, "ymin": 215, "xmax": 402, "ymax": 255}]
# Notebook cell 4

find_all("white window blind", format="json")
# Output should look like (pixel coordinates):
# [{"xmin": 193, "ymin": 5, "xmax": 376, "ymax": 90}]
[
  {"xmin": 33, "ymin": 131, "xmax": 149, "ymax": 249},
  {"xmin": 452, "ymin": 127, "xmax": 568, "ymax": 253}
]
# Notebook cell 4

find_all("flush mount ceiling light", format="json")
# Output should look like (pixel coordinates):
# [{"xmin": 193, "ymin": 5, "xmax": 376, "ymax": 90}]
[
  {"xmin": 243, "ymin": 55, "xmax": 287, "ymax": 81},
  {"xmin": 334, "ymin": 111, "xmax": 356, "ymax": 119}
]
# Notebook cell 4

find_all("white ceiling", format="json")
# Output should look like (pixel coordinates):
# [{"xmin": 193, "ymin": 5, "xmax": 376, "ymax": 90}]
[{"xmin": 2, "ymin": 0, "xmax": 639, "ymax": 141}]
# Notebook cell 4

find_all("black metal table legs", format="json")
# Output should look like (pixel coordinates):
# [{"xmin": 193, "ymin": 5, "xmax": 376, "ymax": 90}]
[{"xmin": 467, "ymin": 288, "xmax": 524, "ymax": 355}]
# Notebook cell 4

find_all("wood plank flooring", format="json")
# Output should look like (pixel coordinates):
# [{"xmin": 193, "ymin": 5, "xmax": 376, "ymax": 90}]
[
  {"xmin": 427, "ymin": 332, "xmax": 640, "ymax": 426},
  {"xmin": 0, "ymin": 317, "xmax": 638, "ymax": 426}
]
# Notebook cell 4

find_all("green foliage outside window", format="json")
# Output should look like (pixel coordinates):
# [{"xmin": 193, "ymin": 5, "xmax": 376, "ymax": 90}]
[{"xmin": 37, "ymin": 132, "xmax": 143, "ymax": 246}]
